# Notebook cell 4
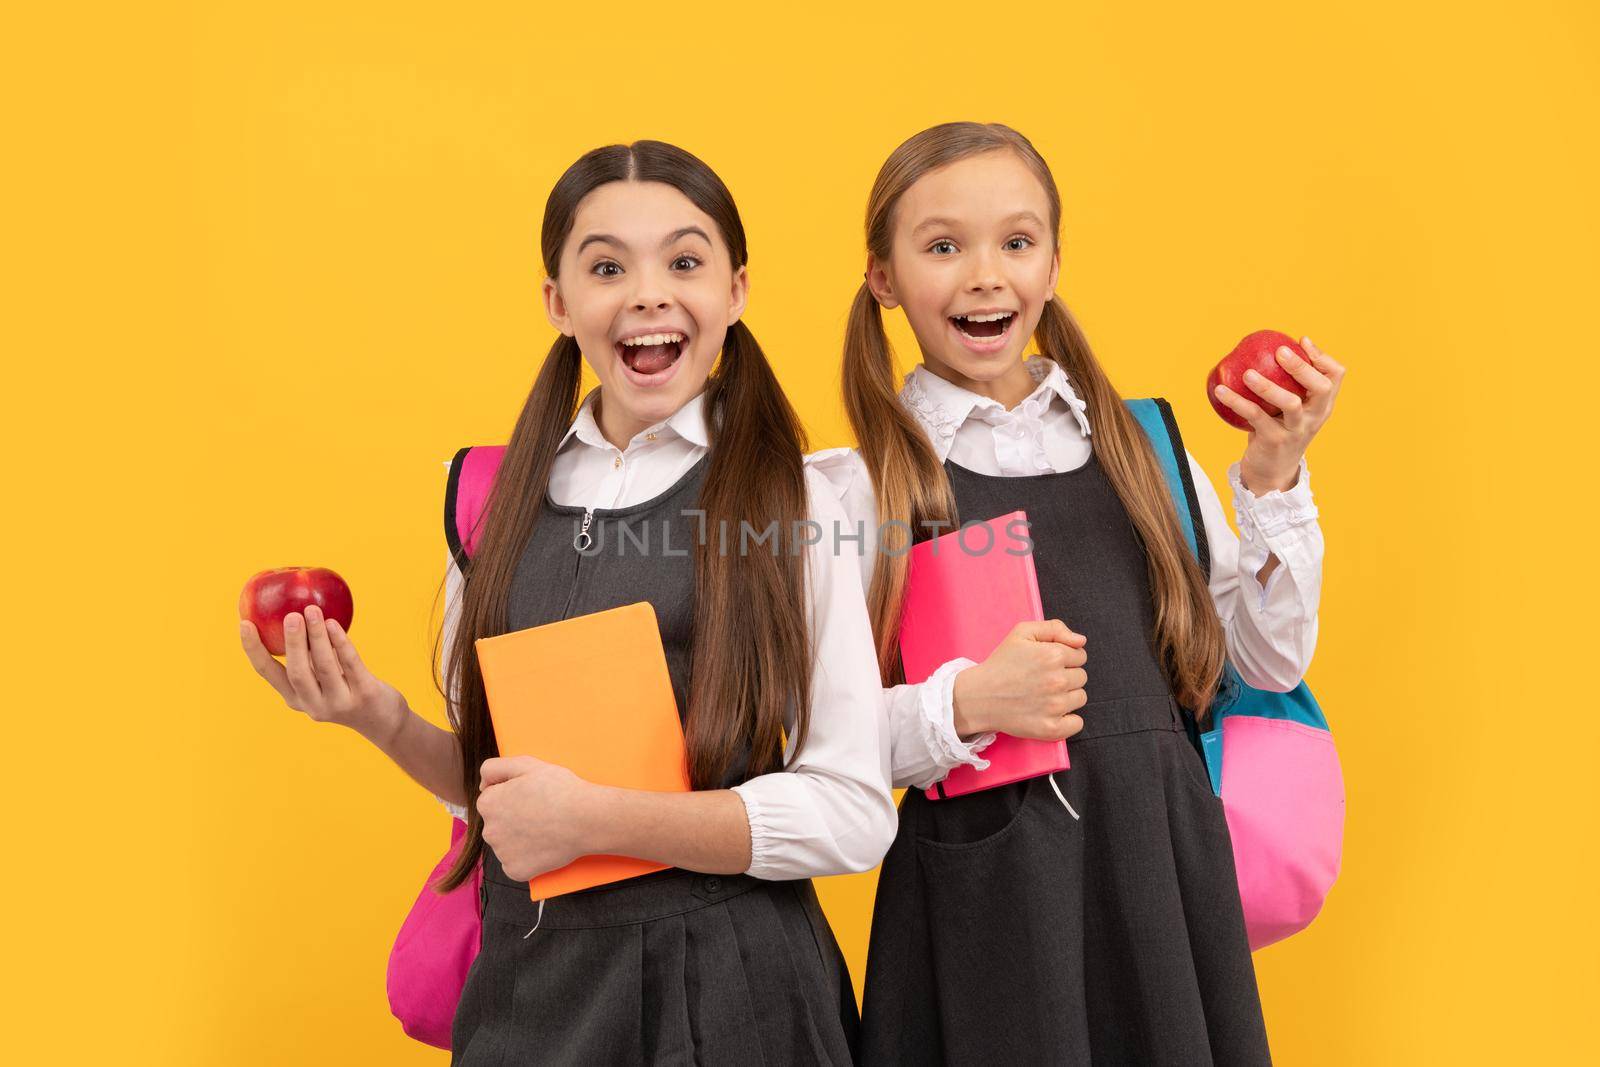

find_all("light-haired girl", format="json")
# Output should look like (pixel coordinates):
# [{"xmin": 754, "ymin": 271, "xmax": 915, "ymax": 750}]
[{"xmin": 812, "ymin": 121, "xmax": 1344, "ymax": 1064}]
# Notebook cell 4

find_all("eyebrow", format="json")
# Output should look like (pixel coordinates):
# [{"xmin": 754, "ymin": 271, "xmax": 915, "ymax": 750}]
[
  {"xmin": 1003, "ymin": 210, "xmax": 1048, "ymax": 229},
  {"xmin": 910, "ymin": 216, "xmax": 962, "ymax": 238},
  {"xmin": 910, "ymin": 210, "xmax": 1048, "ymax": 237},
  {"xmin": 575, "ymin": 226, "xmax": 714, "ymax": 256},
  {"xmin": 666, "ymin": 225, "xmax": 712, "ymax": 246}
]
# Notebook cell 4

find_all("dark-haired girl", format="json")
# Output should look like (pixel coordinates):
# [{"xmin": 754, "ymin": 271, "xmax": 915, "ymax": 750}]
[{"xmin": 241, "ymin": 141, "xmax": 894, "ymax": 1065}]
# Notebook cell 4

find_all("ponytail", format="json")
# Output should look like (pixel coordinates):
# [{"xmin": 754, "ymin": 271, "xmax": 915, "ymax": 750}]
[
  {"xmin": 1034, "ymin": 297, "xmax": 1226, "ymax": 717},
  {"xmin": 842, "ymin": 283, "xmax": 956, "ymax": 681},
  {"xmin": 435, "ymin": 333, "xmax": 583, "ymax": 892},
  {"xmin": 691, "ymin": 319, "xmax": 813, "ymax": 787}
]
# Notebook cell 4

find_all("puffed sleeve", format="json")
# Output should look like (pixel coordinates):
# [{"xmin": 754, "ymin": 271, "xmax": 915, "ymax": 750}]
[
  {"xmin": 728, "ymin": 463, "xmax": 899, "ymax": 878},
  {"xmin": 801, "ymin": 448, "xmax": 993, "ymax": 793}
]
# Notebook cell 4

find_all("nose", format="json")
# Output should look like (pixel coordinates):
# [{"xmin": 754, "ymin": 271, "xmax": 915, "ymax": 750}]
[
  {"xmin": 966, "ymin": 246, "xmax": 1006, "ymax": 294},
  {"xmin": 629, "ymin": 264, "xmax": 674, "ymax": 313}
]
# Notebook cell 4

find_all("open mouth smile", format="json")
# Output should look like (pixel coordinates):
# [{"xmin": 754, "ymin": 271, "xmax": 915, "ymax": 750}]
[
  {"xmin": 949, "ymin": 310, "xmax": 1017, "ymax": 353},
  {"xmin": 616, "ymin": 330, "xmax": 687, "ymax": 387}
]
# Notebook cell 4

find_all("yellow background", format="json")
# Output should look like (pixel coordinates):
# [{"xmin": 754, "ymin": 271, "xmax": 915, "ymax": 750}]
[{"xmin": 7, "ymin": 1, "xmax": 1596, "ymax": 1062}]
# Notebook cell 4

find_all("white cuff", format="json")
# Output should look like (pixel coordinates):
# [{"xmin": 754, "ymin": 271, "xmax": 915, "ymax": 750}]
[
  {"xmin": 1228, "ymin": 459, "xmax": 1319, "ymax": 541},
  {"xmin": 734, "ymin": 786, "xmax": 776, "ymax": 876},
  {"xmin": 922, "ymin": 657, "xmax": 994, "ymax": 771}
]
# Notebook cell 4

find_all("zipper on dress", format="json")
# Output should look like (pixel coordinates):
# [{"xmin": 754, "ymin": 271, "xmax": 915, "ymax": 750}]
[
  {"xmin": 572, "ymin": 509, "xmax": 594, "ymax": 552},
  {"xmin": 559, "ymin": 508, "xmax": 594, "ymax": 620}
]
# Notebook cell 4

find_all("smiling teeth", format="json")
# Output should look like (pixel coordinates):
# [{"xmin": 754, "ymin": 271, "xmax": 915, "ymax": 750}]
[
  {"xmin": 621, "ymin": 332, "xmax": 685, "ymax": 346},
  {"xmin": 958, "ymin": 312, "xmax": 1014, "ymax": 323}
]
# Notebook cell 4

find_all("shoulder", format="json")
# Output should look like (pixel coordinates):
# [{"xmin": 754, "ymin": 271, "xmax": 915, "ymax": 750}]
[
  {"xmin": 801, "ymin": 453, "xmax": 854, "ymax": 527},
  {"xmin": 801, "ymin": 448, "xmax": 881, "ymax": 580},
  {"xmin": 802, "ymin": 446, "xmax": 868, "ymax": 500},
  {"xmin": 803, "ymin": 446, "xmax": 878, "ymax": 527}
]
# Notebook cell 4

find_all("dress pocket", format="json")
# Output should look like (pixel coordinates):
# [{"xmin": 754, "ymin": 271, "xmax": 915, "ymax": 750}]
[
  {"xmin": 913, "ymin": 773, "xmax": 1082, "ymax": 932},
  {"xmin": 910, "ymin": 774, "xmax": 1083, "ymax": 1044},
  {"xmin": 913, "ymin": 774, "xmax": 1037, "ymax": 851}
]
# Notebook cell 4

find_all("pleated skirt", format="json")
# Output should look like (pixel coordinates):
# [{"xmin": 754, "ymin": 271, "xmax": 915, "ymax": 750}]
[
  {"xmin": 452, "ymin": 863, "xmax": 858, "ymax": 1066},
  {"xmin": 860, "ymin": 696, "xmax": 1273, "ymax": 1066}
]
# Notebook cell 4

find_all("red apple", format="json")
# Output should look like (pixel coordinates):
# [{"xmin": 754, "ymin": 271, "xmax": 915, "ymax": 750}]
[
  {"xmin": 1207, "ymin": 330, "xmax": 1310, "ymax": 431},
  {"xmin": 239, "ymin": 567, "xmax": 354, "ymax": 656}
]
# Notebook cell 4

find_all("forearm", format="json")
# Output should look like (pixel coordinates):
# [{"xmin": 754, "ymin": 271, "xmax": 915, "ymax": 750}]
[
  {"xmin": 585, "ymin": 786, "xmax": 752, "ymax": 875},
  {"xmin": 360, "ymin": 699, "xmax": 467, "ymax": 806}
]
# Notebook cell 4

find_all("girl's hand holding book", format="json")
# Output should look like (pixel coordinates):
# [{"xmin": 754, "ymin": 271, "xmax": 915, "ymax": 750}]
[
  {"xmin": 477, "ymin": 755, "xmax": 595, "ymax": 882},
  {"xmin": 951, "ymin": 619, "xmax": 1089, "ymax": 742}
]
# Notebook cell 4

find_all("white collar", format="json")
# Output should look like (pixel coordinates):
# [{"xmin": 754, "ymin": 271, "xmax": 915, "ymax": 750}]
[
  {"xmin": 559, "ymin": 386, "xmax": 712, "ymax": 454},
  {"xmin": 898, "ymin": 356, "xmax": 1093, "ymax": 460}
]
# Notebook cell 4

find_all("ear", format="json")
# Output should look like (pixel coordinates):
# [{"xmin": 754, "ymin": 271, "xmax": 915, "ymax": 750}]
[
  {"xmin": 727, "ymin": 264, "xmax": 750, "ymax": 324},
  {"xmin": 865, "ymin": 254, "xmax": 900, "ymax": 310},
  {"xmin": 1046, "ymin": 247, "xmax": 1061, "ymax": 294},
  {"xmin": 542, "ymin": 277, "xmax": 575, "ymax": 336}
]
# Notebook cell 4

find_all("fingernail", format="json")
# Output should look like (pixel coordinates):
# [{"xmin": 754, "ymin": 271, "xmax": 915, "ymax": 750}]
[
  {"xmin": 307, "ymin": 605, "xmax": 321, "ymax": 622},
  {"xmin": 285, "ymin": 614, "xmax": 299, "ymax": 630},
  {"xmin": 1301, "ymin": 336, "xmax": 1311, "ymax": 346}
]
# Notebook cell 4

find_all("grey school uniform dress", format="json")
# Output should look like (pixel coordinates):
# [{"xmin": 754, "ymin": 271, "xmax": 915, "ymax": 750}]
[
  {"xmin": 448, "ymin": 454, "xmax": 859, "ymax": 1066},
  {"xmin": 859, "ymin": 445, "xmax": 1273, "ymax": 1065}
]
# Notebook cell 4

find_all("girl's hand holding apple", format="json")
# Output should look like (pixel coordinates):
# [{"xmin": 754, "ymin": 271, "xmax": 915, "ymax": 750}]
[
  {"xmin": 1211, "ymin": 333, "xmax": 1347, "ymax": 493},
  {"xmin": 239, "ymin": 603, "xmax": 407, "ymax": 744}
]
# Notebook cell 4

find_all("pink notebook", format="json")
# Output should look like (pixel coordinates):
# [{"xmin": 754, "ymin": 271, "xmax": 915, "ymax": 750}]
[{"xmin": 898, "ymin": 510, "xmax": 1070, "ymax": 800}]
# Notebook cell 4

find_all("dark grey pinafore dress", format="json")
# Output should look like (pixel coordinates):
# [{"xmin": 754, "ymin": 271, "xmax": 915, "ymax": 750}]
[
  {"xmin": 859, "ymin": 445, "xmax": 1273, "ymax": 1066},
  {"xmin": 450, "ymin": 455, "xmax": 859, "ymax": 1066}
]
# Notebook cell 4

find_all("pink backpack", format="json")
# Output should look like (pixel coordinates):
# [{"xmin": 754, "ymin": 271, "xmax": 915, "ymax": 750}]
[
  {"xmin": 384, "ymin": 445, "xmax": 505, "ymax": 1048},
  {"xmin": 385, "ymin": 817, "xmax": 481, "ymax": 1048}
]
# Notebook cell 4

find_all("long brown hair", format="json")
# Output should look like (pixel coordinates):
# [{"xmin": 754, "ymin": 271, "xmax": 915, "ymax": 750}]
[
  {"xmin": 842, "ymin": 121, "xmax": 1226, "ymax": 717},
  {"xmin": 434, "ymin": 141, "xmax": 813, "ymax": 892}
]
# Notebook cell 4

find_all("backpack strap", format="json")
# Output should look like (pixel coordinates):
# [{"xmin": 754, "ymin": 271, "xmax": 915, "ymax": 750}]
[
  {"xmin": 1123, "ymin": 398, "xmax": 1211, "ymax": 580},
  {"xmin": 444, "ymin": 445, "xmax": 507, "ymax": 567},
  {"xmin": 1125, "ymin": 397, "xmax": 1227, "ymax": 779}
]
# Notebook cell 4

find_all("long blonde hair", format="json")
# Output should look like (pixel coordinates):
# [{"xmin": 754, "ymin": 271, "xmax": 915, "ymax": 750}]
[{"xmin": 842, "ymin": 121, "xmax": 1226, "ymax": 717}]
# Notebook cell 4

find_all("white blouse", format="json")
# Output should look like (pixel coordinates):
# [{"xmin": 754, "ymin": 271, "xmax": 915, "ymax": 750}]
[
  {"xmin": 806, "ymin": 356, "xmax": 1325, "ymax": 791},
  {"xmin": 437, "ymin": 387, "xmax": 897, "ymax": 881}
]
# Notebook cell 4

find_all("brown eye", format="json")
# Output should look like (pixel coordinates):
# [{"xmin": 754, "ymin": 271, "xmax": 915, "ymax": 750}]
[
  {"xmin": 670, "ymin": 254, "xmax": 701, "ymax": 271},
  {"xmin": 591, "ymin": 261, "xmax": 622, "ymax": 277}
]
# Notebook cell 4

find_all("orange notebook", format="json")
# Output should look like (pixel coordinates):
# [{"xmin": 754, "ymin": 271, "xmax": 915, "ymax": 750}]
[{"xmin": 473, "ymin": 601, "xmax": 691, "ymax": 901}]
